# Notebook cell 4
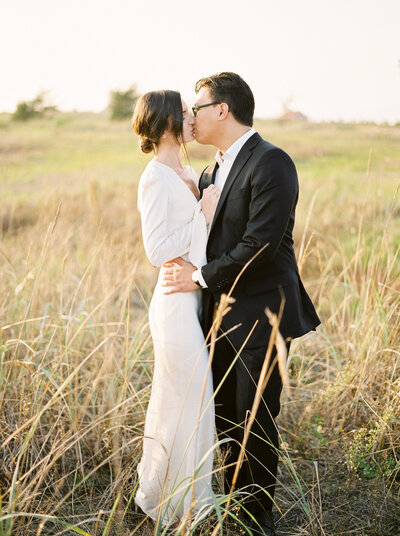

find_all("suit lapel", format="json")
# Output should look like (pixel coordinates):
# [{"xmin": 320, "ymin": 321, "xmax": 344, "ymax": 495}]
[
  {"xmin": 199, "ymin": 162, "xmax": 219, "ymax": 195},
  {"xmin": 209, "ymin": 132, "xmax": 261, "ymax": 235}
]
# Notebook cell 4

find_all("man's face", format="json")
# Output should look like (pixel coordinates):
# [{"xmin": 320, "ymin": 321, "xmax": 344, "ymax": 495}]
[{"xmin": 193, "ymin": 87, "xmax": 220, "ymax": 145}]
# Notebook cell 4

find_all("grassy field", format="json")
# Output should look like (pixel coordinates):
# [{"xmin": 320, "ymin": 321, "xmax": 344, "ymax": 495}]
[{"xmin": 0, "ymin": 112, "xmax": 399, "ymax": 535}]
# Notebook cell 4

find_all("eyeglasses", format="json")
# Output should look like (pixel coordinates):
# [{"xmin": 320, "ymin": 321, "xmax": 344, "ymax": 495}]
[{"xmin": 192, "ymin": 101, "xmax": 220, "ymax": 117}]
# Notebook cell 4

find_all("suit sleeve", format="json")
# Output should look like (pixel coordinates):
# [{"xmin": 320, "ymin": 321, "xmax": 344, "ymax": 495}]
[
  {"xmin": 200, "ymin": 151, "xmax": 298, "ymax": 292},
  {"xmin": 138, "ymin": 172, "xmax": 207, "ymax": 268}
]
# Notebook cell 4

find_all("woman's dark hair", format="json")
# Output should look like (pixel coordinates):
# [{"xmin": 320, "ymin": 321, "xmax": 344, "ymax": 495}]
[
  {"xmin": 194, "ymin": 72, "xmax": 254, "ymax": 127},
  {"xmin": 131, "ymin": 90, "xmax": 183, "ymax": 153}
]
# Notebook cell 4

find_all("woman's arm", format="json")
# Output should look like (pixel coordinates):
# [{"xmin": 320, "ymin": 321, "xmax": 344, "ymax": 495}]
[{"xmin": 138, "ymin": 173, "xmax": 195, "ymax": 267}]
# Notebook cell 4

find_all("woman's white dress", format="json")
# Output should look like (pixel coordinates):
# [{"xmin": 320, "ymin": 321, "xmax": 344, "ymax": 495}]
[{"xmin": 135, "ymin": 160, "xmax": 215, "ymax": 526}]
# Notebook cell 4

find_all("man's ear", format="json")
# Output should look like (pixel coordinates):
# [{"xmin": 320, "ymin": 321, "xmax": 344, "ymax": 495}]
[{"xmin": 218, "ymin": 103, "xmax": 229, "ymax": 120}]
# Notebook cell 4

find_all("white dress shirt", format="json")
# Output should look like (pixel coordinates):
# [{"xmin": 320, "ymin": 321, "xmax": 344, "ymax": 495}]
[{"xmin": 192, "ymin": 128, "xmax": 256, "ymax": 288}]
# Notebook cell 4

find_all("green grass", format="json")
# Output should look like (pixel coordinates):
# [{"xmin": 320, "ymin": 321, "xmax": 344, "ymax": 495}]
[{"xmin": 0, "ymin": 112, "xmax": 399, "ymax": 535}]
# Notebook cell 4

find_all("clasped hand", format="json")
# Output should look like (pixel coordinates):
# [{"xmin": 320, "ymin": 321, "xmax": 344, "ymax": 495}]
[
  {"xmin": 162, "ymin": 257, "xmax": 198, "ymax": 294},
  {"xmin": 201, "ymin": 184, "xmax": 220, "ymax": 225}
]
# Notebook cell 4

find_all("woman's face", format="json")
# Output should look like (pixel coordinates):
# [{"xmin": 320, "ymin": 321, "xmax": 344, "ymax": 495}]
[{"xmin": 181, "ymin": 99, "xmax": 195, "ymax": 143}]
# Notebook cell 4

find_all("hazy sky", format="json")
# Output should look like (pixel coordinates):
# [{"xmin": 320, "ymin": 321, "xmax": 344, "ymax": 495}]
[{"xmin": 2, "ymin": 0, "xmax": 400, "ymax": 123}]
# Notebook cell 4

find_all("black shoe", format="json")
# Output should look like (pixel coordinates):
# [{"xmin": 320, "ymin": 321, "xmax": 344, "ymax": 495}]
[{"xmin": 247, "ymin": 510, "xmax": 276, "ymax": 536}]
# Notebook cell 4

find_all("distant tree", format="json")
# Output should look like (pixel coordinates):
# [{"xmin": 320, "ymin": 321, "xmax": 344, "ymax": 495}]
[
  {"xmin": 12, "ymin": 91, "xmax": 58, "ymax": 121},
  {"xmin": 109, "ymin": 85, "xmax": 138, "ymax": 120}
]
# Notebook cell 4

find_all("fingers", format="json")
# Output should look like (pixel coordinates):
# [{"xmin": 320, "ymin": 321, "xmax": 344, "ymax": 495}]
[
  {"xmin": 163, "ymin": 257, "xmax": 185, "ymax": 267},
  {"xmin": 161, "ymin": 282, "xmax": 179, "ymax": 294},
  {"xmin": 201, "ymin": 184, "xmax": 221, "ymax": 226},
  {"xmin": 163, "ymin": 268, "xmax": 180, "ymax": 277},
  {"xmin": 162, "ymin": 274, "xmax": 175, "ymax": 282},
  {"xmin": 162, "ymin": 287, "xmax": 179, "ymax": 295},
  {"xmin": 202, "ymin": 188, "xmax": 220, "ymax": 206},
  {"xmin": 203, "ymin": 185, "xmax": 221, "ymax": 199},
  {"xmin": 205, "ymin": 187, "xmax": 220, "ymax": 194},
  {"xmin": 207, "ymin": 191, "xmax": 220, "ymax": 200},
  {"xmin": 161, "ymin": 278, "xmax": 179, "ymax": 285},
  {"xmin": 171, "ymin": 257, "xmax": 186, "ymax": 266}
]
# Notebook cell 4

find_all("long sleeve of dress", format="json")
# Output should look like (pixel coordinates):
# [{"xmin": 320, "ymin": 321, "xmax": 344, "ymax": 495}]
[
  {"xmin": 138, "ymin": 171, "xmax": 207, "ymax": 268},
  {"xmin": 187, "ymin": 166, "xmax": 208, "ymax": 269},
  {"xmin": 188, "ymin": 201, "xmax": 208, "ymax": 269}
]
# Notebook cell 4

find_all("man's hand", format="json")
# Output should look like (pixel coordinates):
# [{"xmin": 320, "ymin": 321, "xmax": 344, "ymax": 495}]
[{"xmin": 161, "ymin": 257, "xmax": 198, "ymax": 294}]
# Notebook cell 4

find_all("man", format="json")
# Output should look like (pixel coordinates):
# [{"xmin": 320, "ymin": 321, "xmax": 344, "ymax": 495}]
[{"xmin": 162, "ymin": 72, "xmax": 320, "ymax": 535}]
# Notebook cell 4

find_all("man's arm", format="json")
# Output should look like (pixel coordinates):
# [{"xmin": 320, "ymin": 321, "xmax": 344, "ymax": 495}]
[{"xmin": 201, "ymin": 150, "xmax": 298, "ymax": 293}]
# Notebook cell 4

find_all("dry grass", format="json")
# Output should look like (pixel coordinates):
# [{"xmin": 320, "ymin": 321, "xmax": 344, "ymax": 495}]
[{"xmin": 0, "ymin": 114, "xmax": 399, "ymax": 535}]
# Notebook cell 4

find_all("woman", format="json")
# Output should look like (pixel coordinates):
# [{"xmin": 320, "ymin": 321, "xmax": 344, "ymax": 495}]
[{"xmin": 132, "ymin": 90, "xmax": 220, "ymax": 529}]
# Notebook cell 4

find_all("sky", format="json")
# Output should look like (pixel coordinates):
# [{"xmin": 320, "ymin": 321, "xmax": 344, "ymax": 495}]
[{"xmin": 1, "ymin": 0, "xmax": 400, "ymax": 123}]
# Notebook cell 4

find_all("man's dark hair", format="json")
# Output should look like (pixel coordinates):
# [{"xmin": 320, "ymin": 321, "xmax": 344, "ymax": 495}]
[{"xmin": 195, "ymin": 72, "xmax": 255, "ymax": 127}]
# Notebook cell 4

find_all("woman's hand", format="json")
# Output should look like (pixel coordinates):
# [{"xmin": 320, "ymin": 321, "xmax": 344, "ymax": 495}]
[{"xmin": 201, "ymin": 185, "xmax": 221, "ymax": 225}]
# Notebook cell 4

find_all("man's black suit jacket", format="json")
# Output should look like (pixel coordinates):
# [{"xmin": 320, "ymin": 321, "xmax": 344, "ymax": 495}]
[{"xmin": 198, "ymin": 132, "xmax": 320, "ymax": 350}]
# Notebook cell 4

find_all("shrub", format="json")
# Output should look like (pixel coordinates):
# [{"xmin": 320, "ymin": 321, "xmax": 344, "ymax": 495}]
[
  {"xmin": 12, "ymin": 91, "xmax": 58, "ymax": 121},
  {"xmin": 109, "ymin": 85, "xmax": 138, "ymax": 120}
]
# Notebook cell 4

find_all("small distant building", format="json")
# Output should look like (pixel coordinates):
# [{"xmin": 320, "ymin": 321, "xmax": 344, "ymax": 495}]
[
  {"xmin": 279, "ymin": 98, "xmax": 308, "ymax": 121},
  {"xmin": 280, "ymin": 109, "xmax": 308, "ymax": 122}
]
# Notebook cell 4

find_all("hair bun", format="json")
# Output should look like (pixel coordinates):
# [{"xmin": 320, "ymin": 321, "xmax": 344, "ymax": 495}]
[{"xmin": 139, "ymin": 137, "xmax": 154, "ymax": 154}]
